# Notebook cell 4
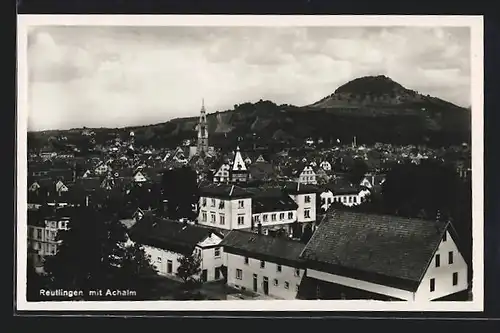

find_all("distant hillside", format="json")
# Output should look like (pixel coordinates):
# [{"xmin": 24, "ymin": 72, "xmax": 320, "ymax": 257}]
[{"xmin": 28, "ymin": 75, "xmax": 471, "ymax": 150}]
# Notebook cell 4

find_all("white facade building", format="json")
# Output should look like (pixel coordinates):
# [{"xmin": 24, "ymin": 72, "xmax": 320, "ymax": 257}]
[
  {"xmin": 129, "ymin": 215, "xmax": 225, "ymax": 282},
  {"xmin": 221, "ymin": 230, "xmax": 306, "ymax": 299},
  {"xmin": 198, "ymin": 184, "xmax": 253, "ymax": 231},
  {"xmin": 298, "ymin": 165, "xmax": 317, "ymax": 185},
  {"xmin": 198, "ymin": 182, "xmax": 319, "ymax": 234}
]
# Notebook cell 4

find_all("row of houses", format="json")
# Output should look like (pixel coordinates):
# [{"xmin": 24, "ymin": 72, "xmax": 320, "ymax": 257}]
[{"xmin": 126, "ymin": 209, "xmax": 469, "ymax": 301}]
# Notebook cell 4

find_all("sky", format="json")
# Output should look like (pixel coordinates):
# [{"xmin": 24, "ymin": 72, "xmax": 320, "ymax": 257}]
[{"xmin": 26, "ymin": 25, "xmax": 471, "ymax": 131}]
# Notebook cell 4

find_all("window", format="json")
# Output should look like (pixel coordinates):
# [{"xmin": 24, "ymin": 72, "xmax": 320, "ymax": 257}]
[
  {"xmin": 271, "ymin": 214, "xmax": 276, "ymax": 221},
  {"xmin": 260, "ymin": 261, "xmax": 265, "ymax": 268},
  {"xmin": 236, "ymin": 269, "xmax": 242, "ymax": 280},
  {"xmin": 274, "ymin": 279, "xmax": 279, "ymax": 286},
  {"xmin": 211, "ymin": 214, "xmax": 216, "ymax": 223},
  {"xmin": 214, "ymin": 247, "xmax": 221, "ymax": 258},
  {"xmin": 244, "ymin": 257, "xmax": 249, "ymax": 265},
  {"xmin": 202, "ymin": 198, "xmax": 207, "ymax": 206},
  {"xmin": 295, "ymin": 269, "xmax": 300, "ymax": 277},
  {"xmin": 305, "ymin": 195, "xmax": 311, "ymax": 203},
  {"xmin": 443, "ymin": 232, "xmax": 447, "ymax": 242},
  {"xmin": 277, "ymin": 264, "xmax": 282, "ymax": 272},
  {"xmin": 157, "ymin": 256, "xmax": 162, "ymax": 263},
  {"xmin": 237, "ymin": 216, "xmax": 245, "ymax": 225},
  {"xmin": 284, "ymin": 282, "xmax": 289, "ymax": 289},
  {"xmin": 238, "ymin": 200, "xmax": 244, "ymax": 208},
  {"xmin": 343, "ymin": 197, "xmax": 347, "ymax": 203},
  {"xmin": 288, "ymin": 212, "xmax": 293, "ymax": 219},
  {"xmin": 448, "ymin": 251, "xmax": 454, "ymax": 264},
  {"xmin": 219, "ymin": 201, "xmax": 225, "ymax": 209},
  {"xmin": 348, "ymin": 196, "xmax": 352, "ymax": 203},
  {"xmin": 435, "ymin": 254, "xmax": 441, "ymax": 268},
  {"xmin": 211, "ymin": 199, "xmax": 216, "ymax": 207},
  {"xmin": 167, "ymin": 260, "xmax": 172, "ymax": 274},
  {"xmin": 263, "ymin": 214, "xmax": 268, "ymax": 222},
  {"xmin": 220, "ymin": 215, "xmax": 225, "ymax": 225},
  {"xmin": 353, "ymin": 197, "xmax": 357, "ymax": 203},
  {"xmin": 430, "ymin": 278, "xmax": 435, "ymax": 292},
  {"xmin": 304, "ymin": 209, "xmax": 310, "ymax": 219},
  {"xmin": 453, "ymin": 272, "xmax": 458, "ymax": 286},
  {"xmin": 202, "ymin": 211, "xmax": 207, "ymax": 222},
  {"xmin": 279, "ymin": 213, "xmax": 285, "ymax": 220}
]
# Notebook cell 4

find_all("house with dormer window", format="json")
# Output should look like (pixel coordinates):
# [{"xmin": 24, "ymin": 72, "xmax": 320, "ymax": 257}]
[{"xmin": 129, "ymin": 216, "xmax": 225, "ymax": 282}]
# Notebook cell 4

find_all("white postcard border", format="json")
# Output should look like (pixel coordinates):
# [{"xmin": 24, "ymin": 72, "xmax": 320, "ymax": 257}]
[{"xmin": 16, "ymin": 14, "xmax": 484, "ymax": 312}]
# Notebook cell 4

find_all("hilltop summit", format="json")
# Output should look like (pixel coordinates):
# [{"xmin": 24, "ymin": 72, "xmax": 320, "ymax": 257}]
[{"xmin": 334, "ymin": 75, "xmax": 412, "ymax": 96}]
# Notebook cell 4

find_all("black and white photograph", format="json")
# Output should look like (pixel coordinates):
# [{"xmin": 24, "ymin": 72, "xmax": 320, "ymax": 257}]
[{"xmin": 16, "ymin": 15, "xmax": 484, "ymax": 312}]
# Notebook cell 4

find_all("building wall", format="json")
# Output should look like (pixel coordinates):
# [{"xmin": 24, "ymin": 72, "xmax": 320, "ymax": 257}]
[
  {"xmin": 144, "ymin": 245, "xmax": 183, "ymax": 278},
  {"xmin": 414, "ymin": 231, "xmax": 469, "ymax": 301},
  {"xmin": 225, "ymin": 252, "xmax": 304, "ymax": 300},
  {"xmin": 198, "ymin": 234, "xmax": 225, "ymax": 281},
  {"xmin": 320, "ymin": 191, "xmax": 363, "ymax": 211},
  {"xmin": 27, "ymin": 219, "xmax": 67, "ymax": 257},
  {"xmin": 252, "ymin": 210, "xmax": 296, "ymax": 230},
  {"xmin": 307, "ymin": 269, "xmax": 414, "ymax": 301},
  {"xmin": 198, "ymin": 197, "xmax": 252, "ymax": 231},
  {"xmin": 290, "ymin": 193, "xmax": 316, "ymax": 223}
]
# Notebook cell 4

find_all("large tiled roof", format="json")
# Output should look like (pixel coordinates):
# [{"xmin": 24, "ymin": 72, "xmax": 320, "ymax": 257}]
[
  {"xmin": 129, "ymin": 216, "xmax": 221, "ymax": 254},
  {"xmin": 323, "ymin": 178, "xmax": 361, "ymax": 195},
  {"xmin": 281, "ymin": 181, "xmax": 319, "ymax": 195},
  {"xmin": 300, "ymin": 210, "xmax": 448, "ymax": 291},
  {"xmin": 199, "ymin": 183, "xmax": 252, "ymax": 199},
  {"xmin": 220, "ymin": 230, "xmax": 305, "ymax": 266},
  {"xmin": 252, "ymin": 194, "xmax": 298, "ymax": 214}
]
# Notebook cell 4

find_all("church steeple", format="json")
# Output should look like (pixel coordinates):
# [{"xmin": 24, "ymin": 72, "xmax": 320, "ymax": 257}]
[{"xmin": 197, "ymin": 98, "xmax": 209, "ymax": 155}]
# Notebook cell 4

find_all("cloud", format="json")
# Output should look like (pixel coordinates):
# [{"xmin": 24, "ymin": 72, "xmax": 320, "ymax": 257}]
[{"xmin": 26, "ymin": 25, "xmax": 471, "ymax": 131}]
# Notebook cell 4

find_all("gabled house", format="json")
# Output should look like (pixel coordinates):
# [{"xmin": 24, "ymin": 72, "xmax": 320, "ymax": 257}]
[
  {"xmin": 55, "ymin": 180, "xmax": 69, "ymax": 194},
  {"xmin": 220, "ymin": 230, "xmax": 306, "ymax": 299},
  {"xmin": 133, "ymin": 168, "xmax": 148, "ymax": 183},
  {"xmin": 298, "ymin": 165, "xmax": 317, "ymax": 185},
  {"xmin": 255, "ymin": 155, "xmax": 267, "ymax": 163},
  {"xmin": 129, "ymin": 216, "xmax": 225, "ymax": 282},
  {"xmin": 299, "ymin": 210, "xmax": 469, "ymax": 301},
  {"xmin": 213, "ymin": 163, "xmax": 231, "ymax": 183},
  {"xmin": 319, "ymin": 160, "xmax": 332, "ymax": 171},
  {"xmin": 230, "ymin": 146, "xmax": 249, "ymax": 183}
]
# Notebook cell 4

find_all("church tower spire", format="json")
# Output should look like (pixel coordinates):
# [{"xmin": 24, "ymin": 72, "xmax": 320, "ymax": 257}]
[{"xmin": 197, "ymin": 98, "xmax": 209, "ymax": 155}]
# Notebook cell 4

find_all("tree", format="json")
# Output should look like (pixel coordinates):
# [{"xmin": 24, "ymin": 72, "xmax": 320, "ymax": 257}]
[
  {"xmin": 43, "ymin": 206, "xmax": 157, "ymax": 299},
  {"xmin": 176, "ymin": 252, "xmax": 202, "ymax": 288},
  {"xmin": 347, "ymin": 159, "xmax": 369, "ymax": 185},
  {"xmin": 291, "ymin": 221, "xmax": 302, "ymax": 239},
  {"xmin": 161, "ymin": 166, "xmax": 199, "ymax": 221},
  {"xmin": 26, "ymin": 254, "xmax": 49, "ymax": 301},
  {"xmin": 300, "ymin": 224, "xmax": 313, "ymax": 243}
]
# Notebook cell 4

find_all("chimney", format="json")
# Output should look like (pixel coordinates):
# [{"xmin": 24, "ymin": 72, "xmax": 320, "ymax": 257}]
[{"xmin": 257, "ymin": 223, "xmax": 262, "ymax": 235}]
